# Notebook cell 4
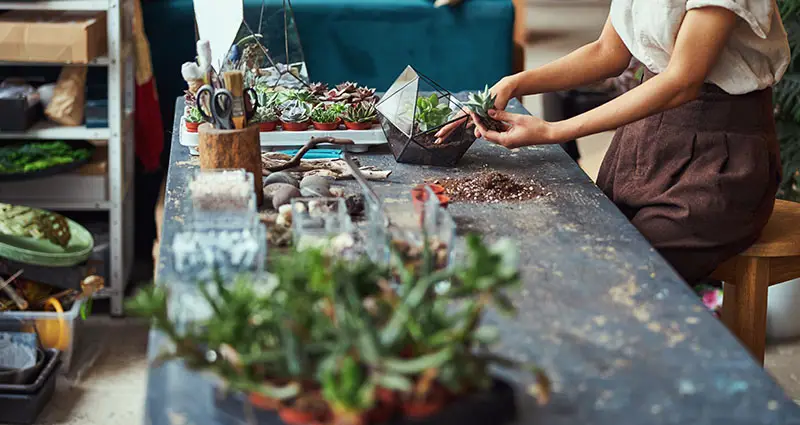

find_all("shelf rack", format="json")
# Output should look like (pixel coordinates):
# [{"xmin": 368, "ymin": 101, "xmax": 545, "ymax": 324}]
[{"xmin": 0, "ymin": 0, "xmax": 136, "ymax": 315}]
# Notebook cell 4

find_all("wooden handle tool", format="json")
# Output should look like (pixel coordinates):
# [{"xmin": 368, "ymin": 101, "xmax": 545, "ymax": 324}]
[{"xmin": 223, "ymin": 71, "xmax": 246, "ymax": 129}]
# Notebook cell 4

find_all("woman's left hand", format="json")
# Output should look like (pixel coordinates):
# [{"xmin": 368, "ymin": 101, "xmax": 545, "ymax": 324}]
[{"xmin": 473, "ymin": 110, "xmax": 556, "ymax": 149}]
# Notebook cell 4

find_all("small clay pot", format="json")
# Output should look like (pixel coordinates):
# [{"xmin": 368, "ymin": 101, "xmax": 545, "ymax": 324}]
[
  {"xmin": 412, "ymin": 189, "xmax": 450, "ymax": 210},
  {"xmin": 402, "ymin": 399, "xmax": 446, "ymax": 419},
  {"xmin": 367, "ymin": 402, "xmax": 395, "ymax": 424},
  {"xmin": 344, "ymin": 121, "xmax": 373, "ymax": 131},
  {"xmin": 259, "ymin": 121, "xmax": 278, "ymax": 132},
  {"xmin": 282, "ymin": 121, "xmax": 311, "ymax": 131},
  {"xmin": 248, "ymin": 392, "xmax": 280, "ymax": 411},
  {"xmin": 185, "ymin": 121, "xmax": 200, "ymax": 133},
  {"xmin": 376, "ymin": 387, "xmax": 400, "ymax": 407},
  {"xmin": 278, "ymin": 406, "xmax": 317, "ymax": 425},
  {"xmin": 313, "ymin": 121, "xmax": 340, "ymax": 131}
]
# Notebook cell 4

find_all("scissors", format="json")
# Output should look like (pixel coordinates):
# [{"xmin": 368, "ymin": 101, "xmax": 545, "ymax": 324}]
[{"xmin": 197, "ymin": 85, "xmax": 234, "ymax": 130}]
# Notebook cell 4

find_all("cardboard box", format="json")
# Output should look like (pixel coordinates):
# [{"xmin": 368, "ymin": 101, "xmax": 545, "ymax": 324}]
[{"xmin": 0, "ymin": 11, "xmax": 107, "ymax": 64}]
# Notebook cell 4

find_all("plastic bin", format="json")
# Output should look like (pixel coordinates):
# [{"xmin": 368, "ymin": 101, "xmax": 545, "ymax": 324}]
[{"xmin": 0, "ymin": 299, "xmax": 83, "ymax": 374}]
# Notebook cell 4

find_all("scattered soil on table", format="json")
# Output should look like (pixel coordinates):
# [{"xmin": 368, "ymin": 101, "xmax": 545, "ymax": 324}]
[{"xmin": 432, "ymin": 172, "xmax": 541, "ymax": 203}]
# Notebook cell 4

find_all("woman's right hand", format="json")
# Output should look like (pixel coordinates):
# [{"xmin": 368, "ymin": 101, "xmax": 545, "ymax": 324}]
[{"xmin": 434, "ymin": 76, "xmax": 518, "ymax": 144}]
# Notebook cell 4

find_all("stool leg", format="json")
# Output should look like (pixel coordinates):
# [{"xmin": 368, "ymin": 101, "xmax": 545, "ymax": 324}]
[{"xmin": 725, "ymin": 257, "xmax": 769, "ymax": 364}]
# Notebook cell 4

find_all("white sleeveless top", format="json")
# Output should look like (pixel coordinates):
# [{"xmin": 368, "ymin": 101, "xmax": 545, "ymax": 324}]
[{"xmin": 609, "ymin": 0, "xmax": 791, "ymax": 94}]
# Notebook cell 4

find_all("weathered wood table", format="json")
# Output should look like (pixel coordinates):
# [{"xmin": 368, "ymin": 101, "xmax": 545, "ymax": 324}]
[{"xmin": 145, "ymin": 97, "xmax": 800, "ymax": 425}]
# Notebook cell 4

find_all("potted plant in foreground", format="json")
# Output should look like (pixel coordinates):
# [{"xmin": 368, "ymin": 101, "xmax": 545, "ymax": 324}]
[
  {"xmin": 127, "ymin": 234, "xmax": 550, "ymax": 425},
  {"xmin": 253, "ymin": 106, "xmax": 280, "ymax": 132},
  {"xmin": 311, "ymin": 104, "xmax": 342, "ymax": 131},
  {"xmin": 343, "ymin": 102, "xmax": 377, "ymax": 130},
  {"xmin": 184, "ymin": 106, "xmax": 204, "ymax": 133}
]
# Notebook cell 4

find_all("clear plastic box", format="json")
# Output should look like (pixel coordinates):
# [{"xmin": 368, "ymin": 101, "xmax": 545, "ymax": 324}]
[
  {"xmin": 0, "ymin": 299, "xmax": 84, "ymax": 374},
  {"xmin": 291, "ymin": 197, "xmax": 354, "ymax": 250},
  {"xmin": 188, "ymin": 169, "xmax": 257, "ymax": 223}
]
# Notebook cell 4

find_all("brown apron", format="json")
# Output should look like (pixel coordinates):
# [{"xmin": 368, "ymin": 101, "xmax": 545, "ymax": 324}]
[{"xmin": 596, "ymin": 71, "xmax": 782, "ymax": 284}]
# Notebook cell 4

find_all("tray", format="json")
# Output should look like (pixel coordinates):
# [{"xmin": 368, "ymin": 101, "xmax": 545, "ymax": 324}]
[
  {"xmin": 0, "ymin": 216, "xmax": 95, "ymax": 267},
  {"xmin": 179, "ymin": 117, "xmax": 387, "ymax": 153},
  {"xmin": 213, "ymin": 377, "xmax": 516, "ymax": 425},
  {"xmin": 0, "ymin": 140, "xmax": 95, "ymax": 182},
  {"xmin": 0, "ymin": 349, "xmax": 61, "ymax": 425}
]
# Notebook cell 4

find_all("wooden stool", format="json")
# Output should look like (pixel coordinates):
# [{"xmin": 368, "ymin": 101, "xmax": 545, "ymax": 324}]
[{"xmin": 711, "ymin": 199, "xmax": 800, "ymax": 364}]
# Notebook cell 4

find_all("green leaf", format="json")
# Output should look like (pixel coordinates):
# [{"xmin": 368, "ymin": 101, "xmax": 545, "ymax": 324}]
[
  {"xmin": 473, "ymin": 326, "xmax": 500, "ymax": 344},
  {"xmin": 383, "ymin": 348, "xmax": 452, "ymax": 374},
  {"xmin": 373, "ymin": 373, "xmax": 413, "ymax": 392}
]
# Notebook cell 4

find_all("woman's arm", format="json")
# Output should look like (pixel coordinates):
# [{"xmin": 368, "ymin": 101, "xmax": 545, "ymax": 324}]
[
  {"xmin": 508, "ymin": 16, "xmax": 632, "ymax": 98},
  {"xmin": 477, "ymin": 6, "xmax": 740, "ymax": 148}
]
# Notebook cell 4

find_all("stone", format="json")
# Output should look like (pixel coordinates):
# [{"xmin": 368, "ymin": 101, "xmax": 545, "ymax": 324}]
[
  {"xmin": 300, "ymin": 184, "xmax": 331, "ymax": 198},
  {"xmin": 264, "ymin": 172, "xmax": 299, "ymax": 187},
  {"xmin": 300, "ymin": 175, "xmax": 331, "ymax": 190},
  {"xmin": 269, "ymin": 185, "xmax": 302, "ymax": 209}
]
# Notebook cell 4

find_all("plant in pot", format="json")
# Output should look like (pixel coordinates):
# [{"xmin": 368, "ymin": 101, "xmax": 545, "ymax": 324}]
[
  {"xmin": 343, "ymin": 102, "xmax": 377, "ymax": 130},
  {"xmin": 311, "ymin": 104, "xmax": 342, "ymax": 131},
  {"xmin": 463, "ymin": 85, "xmax": 507, "ymax": 132},
  {"xmin": 252, "ymin": 106, "xmax": 280, "ymax": 132},
  {"xmin": 280, "ymin": 101, "xmax": 312, "ymax": 131},
  {"xmin": 279, "ymin": 89, "xmax": 319, "ymax": 106},
  {"xmin": 184, "ymin": 106, "xmax": 204, "ymax": 133},
  {"xmin": 415, "ymin": 94, "xmax": 454, "ymax": 133}
]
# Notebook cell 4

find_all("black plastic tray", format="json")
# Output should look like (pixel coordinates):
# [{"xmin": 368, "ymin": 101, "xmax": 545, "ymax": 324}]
[
  {"xmin": 213, "ymin": 377, "xmax": 516, "ymax": 425},
  {"xmin": 0, "ymin": 140, "xmax": 95, "ymax": 182},
  {"xmin": 0, "ymin": 349, "xmax": 61, "ymax": 425}
]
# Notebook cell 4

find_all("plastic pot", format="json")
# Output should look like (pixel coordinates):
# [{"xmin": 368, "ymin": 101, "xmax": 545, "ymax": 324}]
[
  {"xmin": 0, "ymin": 347, "xmax": 45, "ymax": 385},
  {"xmin": 185, "ymin": 121, "xmax": 201, "ymax": 133},
  {"xmin": 248, "ymin": 392, "xmax": 280, "ymax": 411},
  {"xmin": 344, "ymin": 121, "xmax": 373, "ymax": 131},
  {"xmin": 281, "ymin": 121, "xmax": 311, "ymax": 132},
  {"xmin": 278, "ymin": 406, "xmax": 318, "ymax": 425},
  {"xmin": 313, "ymin": 121, "xmax": 340, "ymax": 131},
  {"xmin": 259, "ymin": 121, "xmax": 278, "ymax": 132}
]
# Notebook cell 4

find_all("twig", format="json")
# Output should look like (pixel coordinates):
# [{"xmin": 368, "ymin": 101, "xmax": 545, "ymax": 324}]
[{"xmin": 0, "ymin": 270, "xmax": 27, "ymax": 310}]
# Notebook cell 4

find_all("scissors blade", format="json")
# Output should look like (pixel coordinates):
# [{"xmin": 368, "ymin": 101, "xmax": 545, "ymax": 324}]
[{"xmin": 212, "ymin": 90, "xmax": 234, "ymax": 129}]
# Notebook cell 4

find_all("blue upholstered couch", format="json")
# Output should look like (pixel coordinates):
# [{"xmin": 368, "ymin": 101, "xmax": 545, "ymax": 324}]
[{"xmin": 142, "ymin": 0, "xmax": 515, "ymax": 132}]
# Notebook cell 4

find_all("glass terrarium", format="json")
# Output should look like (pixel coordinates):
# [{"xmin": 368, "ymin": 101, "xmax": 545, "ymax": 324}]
[
  {"xmin": 187, "ymin": 169, "xmax": 257, "ymax": 224},
  {"xmin": 291, "ymin": 197, "xmax": 355, "ymax": 255},
  {"xmin": 365, "ymin": 186, "xmax": 456, "ymax": 272},
  {"xmin": 376, "ymin": 66, "xmax": 477, "ymax": 166},
  {"xmin": 219, "ymin": 0, "xmax": 309, "ymax": 91}
]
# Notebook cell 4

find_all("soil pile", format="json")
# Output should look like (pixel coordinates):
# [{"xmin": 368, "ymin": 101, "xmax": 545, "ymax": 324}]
[{"xmin": 434, "ymin": 172, "xmax": 541, "ymax": 203}]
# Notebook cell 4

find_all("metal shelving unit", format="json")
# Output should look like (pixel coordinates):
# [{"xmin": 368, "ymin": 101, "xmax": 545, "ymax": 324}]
[{"xmin": 0, "ymin": 0, "xmax": 136, "ymax": 315}]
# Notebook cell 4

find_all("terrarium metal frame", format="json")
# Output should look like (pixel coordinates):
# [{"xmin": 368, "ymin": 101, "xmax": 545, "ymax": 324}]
[
  {"xmin": 376, "ymin": 66, "xmax": 477, "ymax": 167},
  {"xmin": 215, "ymin": 0, "xmax": 310, "ymax": 91}
]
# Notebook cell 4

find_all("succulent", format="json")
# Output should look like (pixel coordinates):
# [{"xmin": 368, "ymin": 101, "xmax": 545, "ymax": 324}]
[
  {"xmin": 256, "ymin": 88, "xmax": 280, "ymax": 110},
  {"xmin": 335, "ymin": 81, "xmax": 358, "ymax": 93},
  {"xmin": 464, "ymin": 85, "xmax": 505, "ymax": 131},
  {"xmin": 310, "ymin": 104, "xmax": 340, "ymax": 124},
  {"xmin": 308, "ymin": 82, "xmax": 329, "ymax": 99},
  {"xmin": 278, "ymin": 89, "xmax": 318, "ymax": 105},
  {"xmin": 327, "ymin": 102, "xmax": 348, "ymax": 117},
  {"xmin": 324, "ymin": 82, "xmax": 377, "ymax": 105},
  {"xmin": 185, "ymin": 106, "xmax": 204, "ymax": 123},
  {"xmin": 183, "ymin": 90, "xmax": 197, "ymax": 109},
  {"xmin": 415, "ymin": 94, "xmax": 454, "ymax": 132},
  {"xmin": 342, "ymin": 101, "xmax": 377, "ymax": 123},
  {"xmin": 252, "ymin": 106, "xmax": 278, "ymax": 124},
  {"xmin": 280, "ymin": 103, "xmax": 311, "ymax": 123}
]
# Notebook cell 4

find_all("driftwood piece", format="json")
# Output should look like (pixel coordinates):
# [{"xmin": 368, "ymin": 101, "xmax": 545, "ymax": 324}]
[
  {"xmin": 261, "ymin": 152, "xmax": 391, "ymax": 181},
  {"xmin": 264, "ymin": 137, "xmax": 355, "ymax": 172},
  {"xmin": 199, "ymin": 124, "xmax": 264, "ymax": 205}
]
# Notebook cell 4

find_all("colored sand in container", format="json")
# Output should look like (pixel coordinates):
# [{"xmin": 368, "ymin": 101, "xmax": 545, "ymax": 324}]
[{"xmin": 434, "ymin": 172, "xmax": 541, "ymax": 203}]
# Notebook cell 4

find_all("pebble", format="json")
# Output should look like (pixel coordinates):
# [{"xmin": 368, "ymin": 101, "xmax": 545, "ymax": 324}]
[
  {"xmin": 270, "ymin": 185, "xmax": 302, "ymax": 209},
  {"xmin": 264, "ymin": 183, "xmax": 296, "ymax": 199},
  {"xmin": 300, "ymin": 184, "xmax": 331, "ymax": 198},
  {"xmin": 264, "ymin": 172, "xmax": 299, "ymax": 187},
  {"xmin": 300, "ymin": 175, "xmax": 331, "ymax": 190}
]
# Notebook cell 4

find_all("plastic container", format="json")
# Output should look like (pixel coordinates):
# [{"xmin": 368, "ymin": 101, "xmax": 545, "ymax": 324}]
[
  {"xmin": 188, "ymin": 169, "xmax": 257, "ymax": 222},
  {"xmin": 291, "ymin": 197, "xmax": 354, "ymax": 251},
  {"xmin": 0, "ymin": 349, "xmax": 61, "ymax": 425},
  {"xmin": 0, "ymin": 300, "xmax": 83, "ymax": 374}
]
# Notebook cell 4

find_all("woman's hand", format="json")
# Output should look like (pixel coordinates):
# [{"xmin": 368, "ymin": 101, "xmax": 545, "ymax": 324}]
[
  {"xmin": 434, "ymin": 76, "xmax": 518, "ymax": 144},
  {"xmin": 472, "ymin": 110, "xmax": 556, "ymax": 149}
]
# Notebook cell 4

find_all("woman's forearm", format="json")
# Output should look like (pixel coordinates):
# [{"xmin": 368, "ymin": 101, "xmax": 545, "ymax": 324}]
[{"xmin": 509, "ymin": 17, "xmax": 632, "ymax": 97}]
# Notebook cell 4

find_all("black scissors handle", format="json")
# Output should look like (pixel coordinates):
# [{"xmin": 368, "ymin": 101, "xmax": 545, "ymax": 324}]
[
  {"xmin": 211, "ymin": 89, "xmax": 234, "ymax": 130},
  {"xmin": 196, "ymin": 85, "xmax": 216, "ymax": 124}
]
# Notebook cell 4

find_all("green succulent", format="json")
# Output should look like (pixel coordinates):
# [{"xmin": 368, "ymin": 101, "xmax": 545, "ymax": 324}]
[
  {"xmin": 414, "ymin": 94, "xmax": 453, "ymax": 132},
  {"xmin": 310, "ymin": 105, "xmax": 340, "ymax": 124},
  {"xmin": 185, "ymin": 106, "xmax": 204, "ymax": 123},
  {"xmin": 280, "ymin": 102, "xmax": 311, "ymax": 123},
  {"xmin": 278, "ymin": 89, "xmax": 318, "ymax": 105},
  {"xmin": 464, "ymin": 85, "xmax": 505, "ymax": 131},
  {"xmin": 342, "ymin": 102, "xmax": 377, "ymax": 123},
  {"xmin": 252, "ymin": 106, "xmax": 278, "ymax": 124},
  {"xmin": 327, "ymin": 102, "xmax": 348, "ymax": 117}
]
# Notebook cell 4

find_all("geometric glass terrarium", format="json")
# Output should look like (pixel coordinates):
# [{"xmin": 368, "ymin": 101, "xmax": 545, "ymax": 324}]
[
  {"xmin": 218, "ymin": 0, "xmax": 309, "ymax": 90},
  {"xmin": 376, "ymin": 66, "xmax": 478, "ymax": 166}
]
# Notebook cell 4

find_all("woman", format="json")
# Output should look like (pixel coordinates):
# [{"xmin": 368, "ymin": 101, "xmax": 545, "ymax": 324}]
[{"xmin": 438, "ymin": 1, "xmax": 790, "ymax": 285}]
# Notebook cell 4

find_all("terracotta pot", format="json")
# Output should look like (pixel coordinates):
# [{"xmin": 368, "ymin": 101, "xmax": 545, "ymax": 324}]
[
  {"xmin": 367, "ymin": 402, "xmax": 395, "ymax": 424},
  {"xmin": 259, "ymin": 121, "xmax": 278, "ymax": 132},
  {"xmin": 376, "ymin": 387, "xmax": 400, "ymax": 407},
  {"xmin": 185, "ymin": 121, "xmax": 200, "ymax": 133},
  {"xmin": 344, "ymin": 121, "xmax": 373, "ymax": 131},
  {"xmin": 401, "ymin": 399, "xmax": 446, "ymax": 419},
  {"xmin": 313, "ymin": 121, "xmax": 340, "ymax": 131},
  {"xmin": 248, "ymin": 392, "xmax": 280, "ymax": 411},
  {"xmin": 412, "ymin": 189, "xmax": 450, "ymax": 210},
  {"xmin": 281, "ymin": 120, "xmax": 310, "ymax": 131},
  {"xmin": 279, "ymin": 406, "xmax": 318, "ymax": 425}
]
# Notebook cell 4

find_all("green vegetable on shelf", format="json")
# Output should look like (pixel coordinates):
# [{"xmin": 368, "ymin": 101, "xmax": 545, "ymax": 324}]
[{"xmin": 0, "ymin": 141, "xmax": 92, "ymax": 175}]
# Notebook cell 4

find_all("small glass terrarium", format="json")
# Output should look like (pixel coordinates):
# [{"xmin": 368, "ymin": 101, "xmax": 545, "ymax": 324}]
[
  {"xmin": 376, "ymin": 66, "xmax": 477, "ymax": 166},
  {"xmin": 188, "ymin": 169, "xmax": 257, "ymax": 224},
  {"xmin": 291, "ymin": 197, "xmax": 355, "ymax": 256}
]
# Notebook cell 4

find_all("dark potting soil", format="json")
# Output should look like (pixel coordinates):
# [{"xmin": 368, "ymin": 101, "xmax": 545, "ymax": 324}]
[{"xmin": 433, "ymin": 172, "xmax": 541, "ymax": 203}]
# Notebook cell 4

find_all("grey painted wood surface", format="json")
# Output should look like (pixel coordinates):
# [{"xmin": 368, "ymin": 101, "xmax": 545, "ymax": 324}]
[{"xmin": 145, "ymin": 97, "xmax": 800, "ymax": 425}]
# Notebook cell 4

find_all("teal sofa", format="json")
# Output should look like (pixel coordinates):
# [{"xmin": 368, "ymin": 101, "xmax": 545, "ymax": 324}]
[{"xmin": 143, "ymin": 0, "xmax": 514, "ymax": 134}]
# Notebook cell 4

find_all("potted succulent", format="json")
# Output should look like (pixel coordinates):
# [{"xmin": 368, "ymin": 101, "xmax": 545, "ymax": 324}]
[
  {"xmin": 184, "ymin": 106, "xmax": 204, "ymax": 133},
  {"xmin": 310, "ymin": 104, "xmax": 342, "ymax": 131},
  {"xmin": 463, "ymin": 85, "xmax": 506, "ymax": 132},
  {"xmin": 414, "ymin": 94, "xmax": 454, "ymax": 133},
  {"xmin": 343, "ymin": 102, "xmax": 377, "ymax": 131},
  {"xmin": 252, "ymin": 106, "xmax": 280, "ymax": 132},
  {"xmin": 280, "ymin": 102, "xmax": 312, "ymax": 131}
]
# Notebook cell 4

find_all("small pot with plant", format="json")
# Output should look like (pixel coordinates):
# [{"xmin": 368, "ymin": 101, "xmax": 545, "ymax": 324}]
[
  {"xmin": 343, "ymin": 102, "xmax": 377, "ymax": 131},
  {"xmin": 184, "ymin": 106, "xmax": 204, "ymax": 133},
  {"xmin": 280, "ymin": 101, "xmax": 311, "ymax": 131},
  {"xmin": 311, "ymin": 104, "xmax": 342, "ymax": 131},
  {"xmin": 252, "ymin": 106, "xmax": 279, "ymax": 132}
]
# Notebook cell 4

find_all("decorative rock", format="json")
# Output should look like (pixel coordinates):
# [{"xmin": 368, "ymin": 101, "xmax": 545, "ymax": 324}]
[
  {"xmin": 264, "ymin": 183, "xmax": 296, "ymax": 200},
  {"xmin": 271, "ymin": 185, "xmax": 302, "ymax": 209},
  {"xmin": 264, "ymin": 172, "xmax": 299, "ymax": 187},
  {"xmin": 300, "ymin": 184, "xmax": 331, "ymax": 198},
  {"xmin": 300, "ymin": 175, "xmax": 331, "ymax": 190},
  {"xmin": 329, "ymin": 186, "xmax": 345, "ymax": 198}
]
